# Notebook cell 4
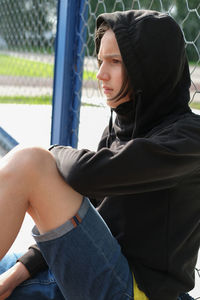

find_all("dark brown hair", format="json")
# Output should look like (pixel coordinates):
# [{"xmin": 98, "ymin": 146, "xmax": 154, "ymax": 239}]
[{"xmin": 95, "ymin": 22, "xmax": 132, "ymax": 103}]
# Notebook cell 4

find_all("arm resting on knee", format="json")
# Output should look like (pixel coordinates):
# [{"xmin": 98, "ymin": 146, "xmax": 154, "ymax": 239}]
[{"xmin": 17, "ymin": 244, "xmax": 48, "ymax": 277}]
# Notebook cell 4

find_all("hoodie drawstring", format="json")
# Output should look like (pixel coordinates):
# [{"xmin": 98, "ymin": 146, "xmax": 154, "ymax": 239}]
[
  {"xmin": 131, "ymin": 90, "xmax": 142, "ymax": 139},
  {"xmin": 106, "ymin": 108, "xmax": 113, "ymax": 147}
]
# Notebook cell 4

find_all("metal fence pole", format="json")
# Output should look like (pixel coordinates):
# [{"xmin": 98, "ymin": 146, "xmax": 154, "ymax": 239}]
[{"xmin": 51, "ymin": 0, "xmax": 88, "ymax": 147}]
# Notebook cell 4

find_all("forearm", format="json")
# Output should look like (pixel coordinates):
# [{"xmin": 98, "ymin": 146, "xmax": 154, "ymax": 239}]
[
  {"xmin": 0, "ymin": 262, "xmax": 30, "ymax": 298},
  {"xmin": 8, "ymin": 261, "xmax": 30, "ymax": 286},
  {"xmin": 0, "ymin": 245, "xmax": 48, "ymax": 298}
]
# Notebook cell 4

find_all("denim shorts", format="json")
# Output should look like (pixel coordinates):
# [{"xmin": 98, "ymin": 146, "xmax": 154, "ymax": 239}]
[
  {"xmin": 32, "ymin": 197, "xmax": 134, "ymax": 300},
  {"xmin": 0, "ymin": 197, "xmax": 192, "ymax": 300}
]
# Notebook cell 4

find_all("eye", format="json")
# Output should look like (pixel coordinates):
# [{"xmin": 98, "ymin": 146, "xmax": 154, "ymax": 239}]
[{"xmin": 112, "ymin": 59, "xmax": 121, "ymax": 64}]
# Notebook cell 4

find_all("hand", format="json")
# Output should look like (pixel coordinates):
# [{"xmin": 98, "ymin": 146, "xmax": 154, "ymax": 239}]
[{"xmin": 0, "ymin": 262, "xmax": 30, "ymax": 300}]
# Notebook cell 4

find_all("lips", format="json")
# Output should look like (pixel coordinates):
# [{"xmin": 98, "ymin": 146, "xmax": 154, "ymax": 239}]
[{"xmin": 102, "ymin": 86, "xmax": 113, "ymax": 94}]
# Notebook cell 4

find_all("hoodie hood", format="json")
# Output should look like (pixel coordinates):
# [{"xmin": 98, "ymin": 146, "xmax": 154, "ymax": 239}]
[{"xmin": 96, "ymin": 10, "xmax": 191, "ymax": 138}]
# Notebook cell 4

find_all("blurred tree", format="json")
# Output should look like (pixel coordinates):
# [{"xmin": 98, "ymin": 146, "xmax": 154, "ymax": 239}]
[
  {"xmin": 87, "ymin": 0, "xmax": 172, "ymax": 56},
  {"xmin": 174, "ymin": 0, "xmax": 200, "ymax": 62},
  {"xmin": 0, "ymin": 0, "xmax": 199, "ymax": 60},
  {"xmin": 0, "ymin": 0, "xmax": 57, "ymax": 53},
  {"xmin": 87, "ymin": 0, "xmax": 137, "ymax": 56},
  {"xmin": 87, "ymin": 0, "xmax": 199, "ymax": 61}
]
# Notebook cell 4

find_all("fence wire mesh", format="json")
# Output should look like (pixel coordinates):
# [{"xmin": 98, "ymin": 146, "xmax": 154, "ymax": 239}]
[
  {"xmin": 0, "ymin": 0, "xmax": 57, "ymax": 105},
  {"xmin": 0, "ymin": 0, "xmax": 199, "ymax": 297}
]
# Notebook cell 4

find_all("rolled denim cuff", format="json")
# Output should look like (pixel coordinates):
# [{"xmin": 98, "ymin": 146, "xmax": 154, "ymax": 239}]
[{"xmin": 32, "ymin": 197, "xmax": 90, "ymax": 243}]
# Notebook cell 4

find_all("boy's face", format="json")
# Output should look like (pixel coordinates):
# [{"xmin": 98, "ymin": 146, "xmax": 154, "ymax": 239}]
[{"xmin": 97, "ymin": 29, "xmax": 130, "ymax": 108}]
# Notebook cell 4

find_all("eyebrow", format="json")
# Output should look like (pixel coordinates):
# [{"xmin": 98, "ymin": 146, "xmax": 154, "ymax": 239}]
[{"xmin": 98, "ymin": 54, "xmax": 121, "ymax": 59}]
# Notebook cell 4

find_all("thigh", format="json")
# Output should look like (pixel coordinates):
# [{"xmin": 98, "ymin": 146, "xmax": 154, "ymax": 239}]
[
  {"xmin": 0, "ymin": 253, "xmax": 65, "ymax": 300},
  {"xmin": 33, "ymin": 198, "xmax": 134, "ymax": 300}
]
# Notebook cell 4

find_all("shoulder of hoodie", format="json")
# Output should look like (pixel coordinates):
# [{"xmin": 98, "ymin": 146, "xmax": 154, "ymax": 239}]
[
  {"xmin": 101, "ymin": 112, "xmax": 200, "ymax": 140},
  {"xmin": 99, "ymin": 112, "xmax": 200, "ymax": 153},
  {"xmin": 146, "ymin": 112, "xmax": 200, "ymax": 146},
  {"xmin": 99, "ymin": 112, "xmax": 200, "ymax": 147}
]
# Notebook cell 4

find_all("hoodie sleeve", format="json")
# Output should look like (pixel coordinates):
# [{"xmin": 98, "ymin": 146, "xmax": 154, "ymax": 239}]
[
  {"xmin": 17, "ymin": 244, "xmax": 48, "ymax": 277},
  {"xmin": 49, "ymin": 121, "xmax": 200, "ymax": 198}
]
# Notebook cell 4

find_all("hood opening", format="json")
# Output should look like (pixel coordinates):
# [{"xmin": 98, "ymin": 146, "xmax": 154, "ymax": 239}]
[{"xmin": 97, "ymin": 10, "xmax": 191, "ymax": 138}]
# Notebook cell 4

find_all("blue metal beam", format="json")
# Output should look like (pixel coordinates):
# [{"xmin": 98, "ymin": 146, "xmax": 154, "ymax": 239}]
[
  {"xmin": 0, "ymin": 127, "xmax": 18, "ymax": 154},
  {"xmin": 51, "ymin": 0, "xmax": 88, "ymax": 147}
]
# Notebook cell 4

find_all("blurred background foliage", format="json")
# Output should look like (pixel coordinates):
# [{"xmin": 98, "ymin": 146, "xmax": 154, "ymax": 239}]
[
  {"xmin": 87, "ymin": 0, "xmax": 200, "ymax": 61},
  {"xmin": 0, "ymin": 0, "xmax": 199, "ymax": 62},
  {"xmin": 0, "ymin": 0, "xmax": 56, "ymax": 53}
]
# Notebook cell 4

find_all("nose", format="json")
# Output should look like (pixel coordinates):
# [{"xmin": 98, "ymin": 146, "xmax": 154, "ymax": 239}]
[{"xmin": 96, "ymin": 63, "xmax": 110, "ymax": 81}]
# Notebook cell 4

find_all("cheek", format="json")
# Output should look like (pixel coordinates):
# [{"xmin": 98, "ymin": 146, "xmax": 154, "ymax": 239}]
[{"xmin": 114, "ymin": 68, "xmax": 124, "ymax": 88}]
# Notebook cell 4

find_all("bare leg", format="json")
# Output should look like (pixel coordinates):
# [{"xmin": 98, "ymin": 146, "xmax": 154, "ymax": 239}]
[{"xmin": 0, "ymin": 146, "xmax": 83, "ymax": 260}]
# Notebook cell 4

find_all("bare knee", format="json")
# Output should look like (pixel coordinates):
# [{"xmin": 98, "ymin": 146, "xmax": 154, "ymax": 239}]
[
  {"xmin": 0, "ymin": 146, "xmax": 56, "ymax": 182},
  {"xmin": 21, "ymin": 146, "xmax": 55, "ymax": 173}
]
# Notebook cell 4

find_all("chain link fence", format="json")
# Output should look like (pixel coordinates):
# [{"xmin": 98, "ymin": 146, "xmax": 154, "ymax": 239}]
[
  {"xmin": 0, "ymin": 0, "xmax": 199, "ymax": 297},
  {"xmin": 0, "ymin": 0, "xmax": 57, "ymax": 104}
]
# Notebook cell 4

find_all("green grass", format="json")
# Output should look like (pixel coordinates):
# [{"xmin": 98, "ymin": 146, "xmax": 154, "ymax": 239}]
[
  {"xmin": 0, "ymin": 95, "xmax": 100, "ymax": 106},
  {"xmin": 83, "ymin": 70, "xmax": 96, "ymax": 80},
  {"xmin": 0, "ymin": 95, "xmax": 52, "ymax": 104},
  {"xmin": 189, "ymin": 102, "xmax": 200, "ymax": 110},
  {"xmin": 0, "ymin": 55, "xmax": 53, "ymax": 78},
  {"xmin": 0, "ymin": 54, "xmax": 97, "ymax": 80}
]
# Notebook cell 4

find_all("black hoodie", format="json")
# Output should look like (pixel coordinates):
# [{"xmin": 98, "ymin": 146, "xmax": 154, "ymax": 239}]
[{"xmin": 21, "ymin": 10, "xmax": 200, "ymax": 300}]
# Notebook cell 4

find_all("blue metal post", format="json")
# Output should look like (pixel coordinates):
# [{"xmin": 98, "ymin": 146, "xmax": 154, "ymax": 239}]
[{"xmin": 51, "ymin": 0, "xmax": 88, "ymax": 147}]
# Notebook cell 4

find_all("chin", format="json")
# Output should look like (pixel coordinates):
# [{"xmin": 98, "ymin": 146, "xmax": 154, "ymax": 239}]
[{"xmin": 106, "ymin": 100, "xmax": 116, "ymax": 108}]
